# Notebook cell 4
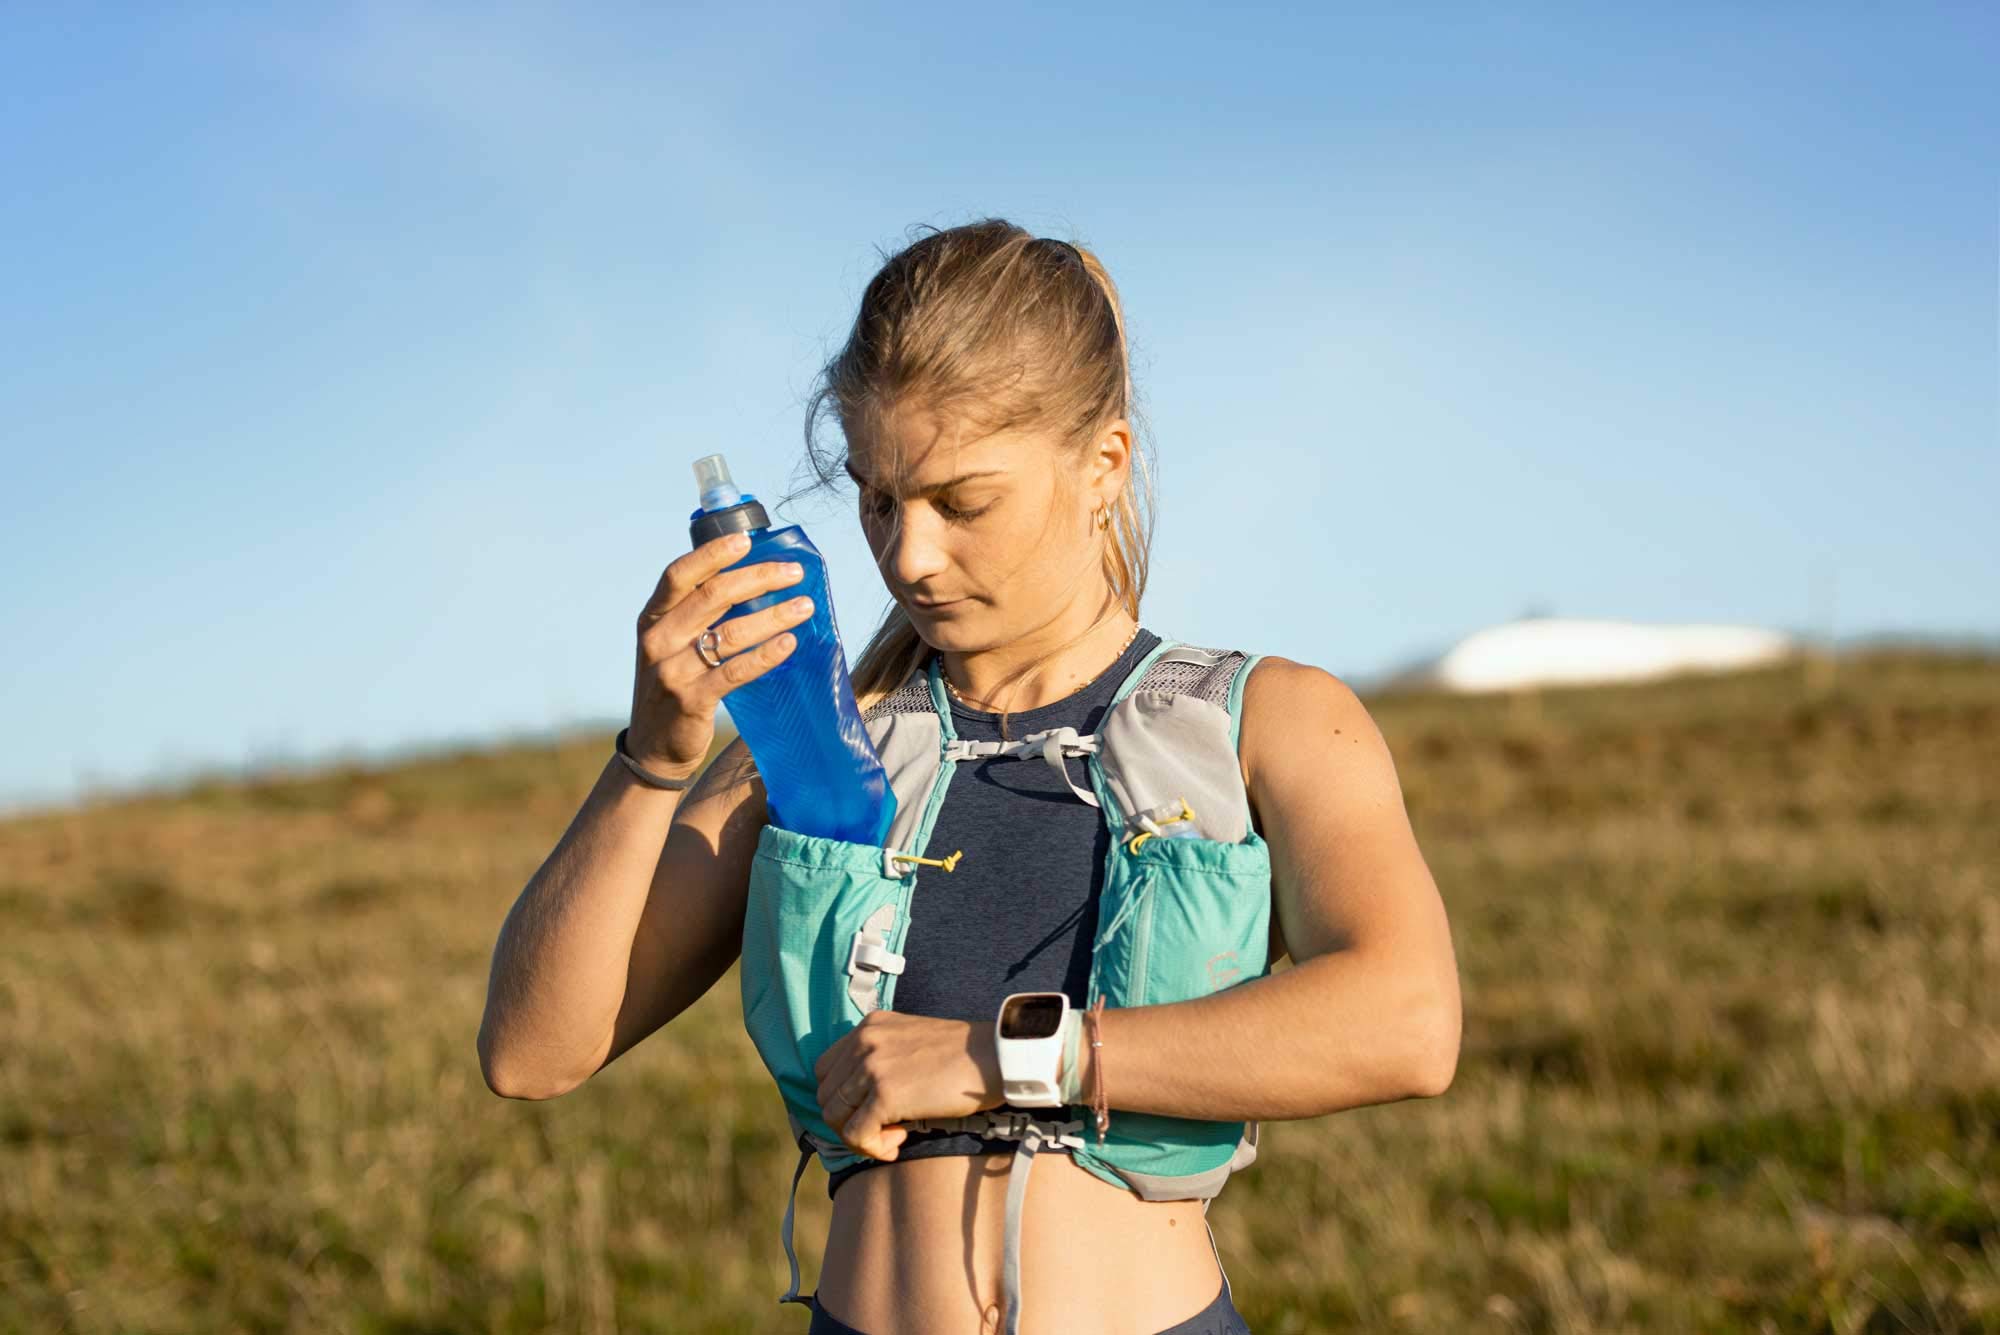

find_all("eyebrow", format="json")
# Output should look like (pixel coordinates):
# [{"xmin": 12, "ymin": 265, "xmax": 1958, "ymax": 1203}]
[{"xmin": 843, "ymin": 460, "xmax": 1005, "ymax": 495}]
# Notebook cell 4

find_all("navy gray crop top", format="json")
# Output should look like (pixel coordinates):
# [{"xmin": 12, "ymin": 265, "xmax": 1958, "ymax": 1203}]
[{"xmin": 825, "ymin": 628, "xmax": 1165, "ymax": 1198}]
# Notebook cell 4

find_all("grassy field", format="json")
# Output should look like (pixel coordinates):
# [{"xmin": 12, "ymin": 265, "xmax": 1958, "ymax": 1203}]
[{"xmin": 2, "ymin": 649, "xmax": 1994, "ymax": 1333}]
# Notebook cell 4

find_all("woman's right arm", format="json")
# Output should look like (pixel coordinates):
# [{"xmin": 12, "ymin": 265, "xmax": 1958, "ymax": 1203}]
[{"xmin": 475, "ymin": 532, "xmax": 813, "ymax": 1100}]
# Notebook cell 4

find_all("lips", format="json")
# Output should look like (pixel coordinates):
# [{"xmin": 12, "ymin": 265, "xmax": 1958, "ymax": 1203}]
[{"xmin": 907, "ymin": 595, "xmax": 965, "ymax": 610}]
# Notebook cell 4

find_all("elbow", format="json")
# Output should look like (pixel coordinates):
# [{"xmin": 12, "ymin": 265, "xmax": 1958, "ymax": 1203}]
[
  {"xmin": 1407, "ymin": 1041, "xmax": 1458, "ymax": 1100},
  {"xmin": 477, "ymin": 1026, "xmax": 577, "ymax": 1102},
  {"xmin": 1405, "ymin": 997, "xmax": 1461, "ymax": 1100},
  {"xmin": 481, "ymin": 1054, "xmax": 574, "ymax": 1102},
  {"xmin": 476, "ymin": 1030, "xmax": 527, "ymax": 1099}
]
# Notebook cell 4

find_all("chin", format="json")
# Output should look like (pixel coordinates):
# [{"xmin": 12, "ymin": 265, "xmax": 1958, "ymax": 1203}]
[
  {"xmin": 914, "ymin": 620, "xmax": 970, "ymax": 650},
  {"xmin": 910, "ymin": 607, "xmax": 991, "ymax": 650}
]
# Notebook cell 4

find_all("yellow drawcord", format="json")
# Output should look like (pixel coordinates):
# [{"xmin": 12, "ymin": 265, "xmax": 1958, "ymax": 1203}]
[
  {"xmin": 888, "ymin": 848, "xmax": 964, "ymax": 873},
  {"xmin": 1126, "ymin": 799, "xmax": 1197, "ymax": 854}
]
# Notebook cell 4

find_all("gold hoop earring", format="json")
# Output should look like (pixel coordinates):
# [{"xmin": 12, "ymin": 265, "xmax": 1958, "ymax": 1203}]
[{"xmin": 1094, "ymin": 504, "xmax": 1111, "ymax": 531}]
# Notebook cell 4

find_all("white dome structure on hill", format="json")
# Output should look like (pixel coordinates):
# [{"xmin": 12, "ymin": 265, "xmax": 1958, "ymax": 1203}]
[{"xmin": 1395, "ymin": 617, "xmax": 1801, "ymax": 693}]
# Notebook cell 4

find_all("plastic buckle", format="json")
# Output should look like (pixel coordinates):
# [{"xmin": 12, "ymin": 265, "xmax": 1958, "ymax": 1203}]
[{"xmin": 846, "ymin": 930, "xmax": 905, "ymax": 979}]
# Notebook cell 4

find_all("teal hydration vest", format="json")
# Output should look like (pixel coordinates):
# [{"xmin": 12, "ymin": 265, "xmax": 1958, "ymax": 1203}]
[{"xmin": 739, "ymin": 638, "xmax": 1273, "ymax": 1333}]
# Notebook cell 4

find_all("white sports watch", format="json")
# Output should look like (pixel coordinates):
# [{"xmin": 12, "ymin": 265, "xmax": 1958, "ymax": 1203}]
[{"xmin": 994, "ymin": 991, "xmax": 1070, "ymax": 1107}]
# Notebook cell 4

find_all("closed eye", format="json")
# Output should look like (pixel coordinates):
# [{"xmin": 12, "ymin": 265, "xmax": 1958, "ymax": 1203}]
[
  {"xmin": 935, "ymin": 497, "xmax": 992, "ymax": 523},
  {"xmin": 858, "ymin": 486, "xmax": 991, "ymax": 525},
  {"xmin": 846, "ymin": 460, "xmax": 1002, "ymax": 526}
]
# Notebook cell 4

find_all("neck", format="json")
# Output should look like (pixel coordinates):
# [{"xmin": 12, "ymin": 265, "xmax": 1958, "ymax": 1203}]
[{"xmin": 941, "ymin": 592, "xmax": 1140, "ymax": 713}]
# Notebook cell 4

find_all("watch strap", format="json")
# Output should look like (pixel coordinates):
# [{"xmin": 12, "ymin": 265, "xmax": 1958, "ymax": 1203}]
[{"xmin": 1058, "ymin": 1008, "xmax": 1084, "ymax": 1105}]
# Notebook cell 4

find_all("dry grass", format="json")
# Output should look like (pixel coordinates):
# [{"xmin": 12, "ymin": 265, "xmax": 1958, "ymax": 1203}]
[{"xmin": 1, "ymin": 649, "xmax": 1994, "ymax": 1333}]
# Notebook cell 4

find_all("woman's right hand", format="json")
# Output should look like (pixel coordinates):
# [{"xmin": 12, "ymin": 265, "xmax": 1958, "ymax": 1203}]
[{"xmin": 627, "ymin": 531, "xmax": 814, "ymax": 781}]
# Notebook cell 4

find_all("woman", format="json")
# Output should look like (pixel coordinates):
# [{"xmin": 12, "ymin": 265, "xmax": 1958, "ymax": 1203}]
[{"xmin": 477, "ymin": 219, "xmax": 1461, "ymax": 1335}]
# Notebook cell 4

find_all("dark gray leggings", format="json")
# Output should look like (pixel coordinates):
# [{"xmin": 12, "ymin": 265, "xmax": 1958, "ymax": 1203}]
[{"xmin": 806, "ymin": 1276, "xmax": 1252, "ymax": 1335}]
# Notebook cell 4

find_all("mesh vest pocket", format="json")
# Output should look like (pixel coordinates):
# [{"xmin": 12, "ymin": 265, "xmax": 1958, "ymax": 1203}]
[
  {"xmin": 1123, "ymin": 831, "xmax": 1273, "ymax": 1008},
  {"xmin": 1068, "ymin": 831, "xmax": 1273, "ymax": 1195},
  {"xmin": 741, "ymin": 823, "xmax": 907, "ymax": 1150}
]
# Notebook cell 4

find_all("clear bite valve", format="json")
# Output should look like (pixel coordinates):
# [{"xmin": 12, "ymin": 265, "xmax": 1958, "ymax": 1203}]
[{"xmin": 693, "ymin": 453, "xmax": 743, "ymax": 511}]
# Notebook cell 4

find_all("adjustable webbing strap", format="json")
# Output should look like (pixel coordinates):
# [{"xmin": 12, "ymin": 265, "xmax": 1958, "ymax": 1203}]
[
  {"xmin": 776, "ymin": 1141, "xmax": 815, "ymax": 1308},
  {"xmin": 941, "ymin": 725, "xmax": 1102, "ymax": 807},
  {"xmin": 1202, "ymin": 1196, "xmax": 1234, "ymax": 1301},
  {"xmin": 902, "ymin": 1110, "xmax": 1089, "ymax": 1144},
  {"xmin": 862, "ymin": 1112, "xmax": 1235, "ymax": 1327},
  {"xmin": 900, "ymin": 1111, "xmax": 1088, "ymax": 1335},
  {"xmin": 776, "ymin": 1113, "xmax": 1086, "ymax": 1319},
  {"xmin": 1001, "ymin": 1125, "xmax": 1046, "ymax": 1335}
]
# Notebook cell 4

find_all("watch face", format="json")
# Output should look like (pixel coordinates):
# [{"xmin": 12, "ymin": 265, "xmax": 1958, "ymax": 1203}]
[{"xmin": 1000, "ymin": 993, "xmax": 1064, "ymax": 1039}]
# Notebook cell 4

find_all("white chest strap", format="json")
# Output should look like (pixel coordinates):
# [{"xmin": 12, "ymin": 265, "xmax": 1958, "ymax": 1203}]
[{"xmin": 941, "ymin": 726, "xmax": 1102, "ymax": 808}]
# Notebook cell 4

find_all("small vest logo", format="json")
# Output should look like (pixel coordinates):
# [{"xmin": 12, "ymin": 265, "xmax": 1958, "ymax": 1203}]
[{"xmin": 1206, "ymin": 951, "xmax": 1241, "ymax": 990}]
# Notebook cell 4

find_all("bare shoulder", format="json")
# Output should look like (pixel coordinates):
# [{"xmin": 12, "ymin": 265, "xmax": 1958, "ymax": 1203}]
[
  {"xmin": 1239, "ymin": 653, "xmax": 1370, "ymax": 719},
  {"xmin": 1238, "ymin": 655, "xmax": 1400, "ymax": 812},
  {"xmin": 1237, "ymin": 653, "xmax": 1432, "ymax": 969}
]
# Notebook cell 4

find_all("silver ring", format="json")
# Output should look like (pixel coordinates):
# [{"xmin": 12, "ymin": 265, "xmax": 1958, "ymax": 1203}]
[{"xmin": 694, "ymin": 628, "xmax": 725, "ymax": 669}]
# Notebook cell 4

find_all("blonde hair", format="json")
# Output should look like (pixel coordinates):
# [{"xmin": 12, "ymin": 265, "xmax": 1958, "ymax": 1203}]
[{"xmin": 795, "ymin": 218, "xmax": 1157, "ymax": 736}]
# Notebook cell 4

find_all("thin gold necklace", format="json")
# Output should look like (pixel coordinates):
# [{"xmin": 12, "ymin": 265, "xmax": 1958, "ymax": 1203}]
[{"xmin": 943, "ymin": 621, "xmax": 1142, "ymax": 712}]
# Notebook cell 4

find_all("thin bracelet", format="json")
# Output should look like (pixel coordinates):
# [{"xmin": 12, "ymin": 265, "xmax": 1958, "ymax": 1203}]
[
  {"xmin": 1085, "ymin": 995, "xmax": 1109, "ymax": 1143},
  {"xmin": 614, "ymin": 727, "xmax": 699, "ymax": 790}
]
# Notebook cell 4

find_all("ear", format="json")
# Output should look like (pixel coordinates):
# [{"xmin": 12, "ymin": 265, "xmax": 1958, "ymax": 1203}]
[{"xmin": 1083, "ymin": 418, "xmax": 1132, "ymax": 509}]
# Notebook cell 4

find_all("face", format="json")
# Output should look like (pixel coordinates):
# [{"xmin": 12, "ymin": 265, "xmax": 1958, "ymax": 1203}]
[{"xmin": 846, "ymin": 401, "xmax": 1129, "ymax": 653}]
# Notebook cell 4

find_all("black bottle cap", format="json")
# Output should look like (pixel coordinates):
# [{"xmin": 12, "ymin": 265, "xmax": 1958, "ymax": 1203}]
[{"xmin": 690, "ymin": 498, "xmax": 771, "ymax": 547}]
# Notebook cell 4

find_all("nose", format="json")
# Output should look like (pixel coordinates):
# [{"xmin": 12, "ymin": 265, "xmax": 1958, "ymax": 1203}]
[{"xmin": 877, "ymin": 507, "xmax": 950, "ymax": 590}]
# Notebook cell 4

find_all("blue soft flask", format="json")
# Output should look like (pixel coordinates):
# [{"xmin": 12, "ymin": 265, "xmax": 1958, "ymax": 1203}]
[{"xmin": 688, "ymin": 453, "xmax": 897, "ymax": 846}]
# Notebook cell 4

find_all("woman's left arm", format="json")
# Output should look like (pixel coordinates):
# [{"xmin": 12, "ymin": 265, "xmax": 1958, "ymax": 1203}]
[
  {"xmin": 814, "ymin": 657, "xmax": 1460, "ymax": 1158},
  {"xmin": 1069, "ymin": 655, "xmax": 1462, "ymax": 1120}
]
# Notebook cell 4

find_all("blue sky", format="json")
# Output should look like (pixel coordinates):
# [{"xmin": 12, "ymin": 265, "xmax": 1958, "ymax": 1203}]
[{"xmin": 2, "ymin": 2, "xmax": 1994, "ymax": 813}]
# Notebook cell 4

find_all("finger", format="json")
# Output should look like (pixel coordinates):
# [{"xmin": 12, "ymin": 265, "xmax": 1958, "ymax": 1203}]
[
  {"xmin": 844, "ymin": 1093, "xmax": 898, "ymax": 1160},
  {"xmin": 815, "ymin": 1037, "xmax": 858, "ymax": 1110},
  {"xmin": 820, "ymin": 1075, "xmax": 862, "ymax": 1141},
  {"xmin": 684, "ymin": 628, "xmax": 800, "ymax": 706},
  {"xmin": 641, "ymin": 559, "xmax": 807, "ymax": 659},
  {"xmin": 684, "ymin": 558, "xmax": 807, "ymax": 626},
  {"xmin": 820, "ymin": 1061, "xmax": 876, "ymax": 1141},
  {"xmin": 820, "ymin": 1090, "xmax": 850, "ymax": 1136},
  {"xmin": 663, "ymin": 593, "xmax": 815, "ymax": 686},
  {"xmin": 640, "ymin": 532, "xmax": 753, "ymax": 627}
]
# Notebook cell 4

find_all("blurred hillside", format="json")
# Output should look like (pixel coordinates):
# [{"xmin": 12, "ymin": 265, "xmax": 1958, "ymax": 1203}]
[
  {"xmin": 1378, "ymin": 617, "xmax": 1800, "ymax": 694},
  {"xmin": 1, "ymin": 648, "xmax": 1994, "ymax": 1332}
]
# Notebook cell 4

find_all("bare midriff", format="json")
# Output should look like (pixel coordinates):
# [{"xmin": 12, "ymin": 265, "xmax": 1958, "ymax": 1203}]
[{"xmin": 813, "ymin": 1150, "xmax": 1226, "ymax": 1335}]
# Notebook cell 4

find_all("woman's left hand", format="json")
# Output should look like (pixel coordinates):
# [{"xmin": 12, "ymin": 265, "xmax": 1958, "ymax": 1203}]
[{"xmin": 813, "ymin": 1010, "xmax": 1002, "ymax": 1161}]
